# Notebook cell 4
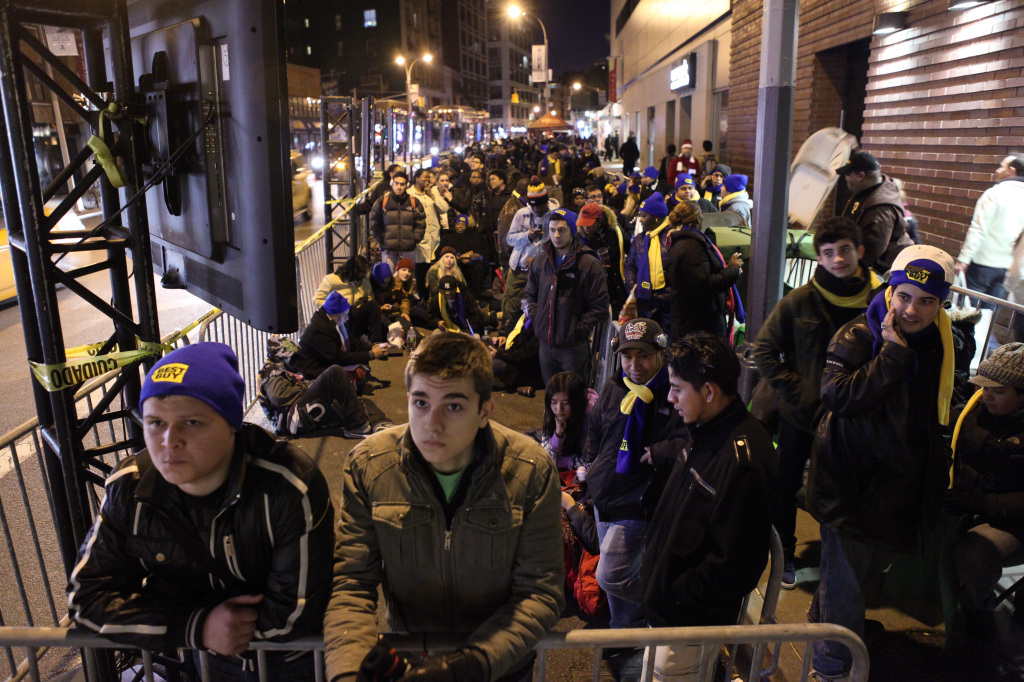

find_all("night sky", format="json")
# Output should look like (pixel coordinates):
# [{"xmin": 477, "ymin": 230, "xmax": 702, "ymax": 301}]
[{"xmin": 527, "ymin": 0, "xmax": 611, "ymax": 75}]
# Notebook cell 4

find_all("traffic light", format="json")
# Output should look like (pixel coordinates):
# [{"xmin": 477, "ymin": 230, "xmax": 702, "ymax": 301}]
[{"xmin": 511, "ymin": 90, "xmax": 520, "ymax": 104}]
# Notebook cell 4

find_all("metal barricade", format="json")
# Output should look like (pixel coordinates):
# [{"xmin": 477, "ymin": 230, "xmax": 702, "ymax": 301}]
[{"xmin": 0, "ymin": 622, "xmax": 869, "ymax": 682}]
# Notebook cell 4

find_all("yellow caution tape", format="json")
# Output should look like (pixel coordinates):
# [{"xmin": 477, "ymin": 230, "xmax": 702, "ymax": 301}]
[{"xmin": 30, "ymin": 343, "xmax": 162, "ymax": 392}]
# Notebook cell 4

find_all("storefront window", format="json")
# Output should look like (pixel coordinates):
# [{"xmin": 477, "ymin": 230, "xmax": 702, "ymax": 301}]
[{"xmin": 714, "ymin": 90, "xmax": 728, "ymax": 162}]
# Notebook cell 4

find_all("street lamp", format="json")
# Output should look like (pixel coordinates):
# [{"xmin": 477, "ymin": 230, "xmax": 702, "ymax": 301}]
[
  {"xmin": 508, "ymin": 4, "xmax": 550, "ymax": 112},
  {"xmin": 396, "ymin": 52, "xmax": 432, "ymax": 162}
]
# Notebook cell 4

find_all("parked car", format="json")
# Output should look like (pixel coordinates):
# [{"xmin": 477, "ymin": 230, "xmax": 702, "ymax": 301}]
[{"xmin": 291, "ymin": 151, "xmax": 313, "ymax": 223}]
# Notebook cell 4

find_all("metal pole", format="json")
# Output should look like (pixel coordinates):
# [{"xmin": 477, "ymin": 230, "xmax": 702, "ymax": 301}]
[
  {"xmin": 746, "ymin": 0, "xmax": 799, "ymax": 340},
  {"xmin": 405, "ymin": 63, "xmax": 412, "ymax": 166}
]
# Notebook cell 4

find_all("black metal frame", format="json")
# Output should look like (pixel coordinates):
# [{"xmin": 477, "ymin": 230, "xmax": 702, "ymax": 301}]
[
  {"xmin": 0, "ymin": 0, "xmax": 160, "ymax": 579},
  {"xmin": 320, "ymin": 95, "xmax": 367, "ymax": 269}
]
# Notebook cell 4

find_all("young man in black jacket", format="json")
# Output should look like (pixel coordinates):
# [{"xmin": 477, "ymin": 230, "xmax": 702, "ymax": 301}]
[
  {"xmin": 289, "ymin": 292, "xmax": 388, "ymax": 380},
  {"xmin": 523, "ymin": 208, "xmax": 610, "ymax": 384},
  {"xmin": 68, "ymin": 343, "xmax": 335, "ymax": 680},
  {"xmin": 751, "ymin": 217, "xmax": 880, "ymax": 589},
  {"xmin": 585, "ymin": 319, "xmax": 686, "ymax": 633},
  {"xmin": 641, "ymin": 333, "xmax": 777, "ymax": 679}
]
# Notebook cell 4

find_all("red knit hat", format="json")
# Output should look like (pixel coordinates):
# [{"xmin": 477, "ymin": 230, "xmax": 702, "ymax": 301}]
[{"xmin": 396, "ymin": 257, "xmax": 414, "ymax": 271}]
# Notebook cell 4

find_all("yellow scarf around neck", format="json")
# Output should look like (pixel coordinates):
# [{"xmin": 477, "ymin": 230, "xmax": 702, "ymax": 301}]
[
  {"xmin": 620, "ymin": 375, "xmax": 655, "ymax": 415},
  {"xmin": 646, "ymin": 221, "xmax": 670, "ymax": 291},
  {"xmin": 812, "ymin": 266, "xmax": 882, "ymax": 308},
  {"xmin": 948, "ymin": 388, "xmax": 983, "ymax": 488},
  {"xmin": 438, "ymin": 293, "xmax": 456, "ymax": 329},
  {"xmin": 505, "ymin": 313, "xmax": 527, "ymax": 349}
]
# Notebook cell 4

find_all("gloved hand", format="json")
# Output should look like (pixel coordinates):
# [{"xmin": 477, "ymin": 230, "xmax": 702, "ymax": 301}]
[
  {"xmin": 943, "ymin": 488, "xmax": 988, "ymax": 516},
  {"xmin": 396, "ymin": 648, "xmax": 487, "ymax": 682},
  {"xmin": 356, "ymin": 636, "xmax": 412, "ymax": 682}
]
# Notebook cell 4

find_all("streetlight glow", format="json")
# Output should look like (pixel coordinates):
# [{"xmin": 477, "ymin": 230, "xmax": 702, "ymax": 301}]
[
  {"xmin": 533, "ymin": 105, "xmax": 540, "ymax": 113},
  {"xmin": 508, "ymin": 4, "xmax": 522, "ymax": 18},
  {"xmin": 573, "ymin": 82, "xmax": 581, "ymax": 90},
  {"xmin": 423, "ymin": 53, "xmax": 433, "ymax": 63},
  {"xmin": 395, "ymin": 56, "xmax": 406, "ymax": 65},
  {"xmin": 551, "ymin": 110, "xmax": 556, "ymax": 116}
]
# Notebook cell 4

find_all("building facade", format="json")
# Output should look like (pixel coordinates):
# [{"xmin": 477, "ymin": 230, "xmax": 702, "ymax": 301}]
[
  {"xmin": 728, "ymin": 0, "xmax": 1024, "ymax": 249},
  {"xmin": 608, "ymin": 0, "xmax": 732, "ymax": 170},
  {"xmin": 486, "ymin": 0, "xmax": 541, "ymax": 136},
  {"xmin": 441, "ymin": 0, "xmax": 489, "ymax": 108}
]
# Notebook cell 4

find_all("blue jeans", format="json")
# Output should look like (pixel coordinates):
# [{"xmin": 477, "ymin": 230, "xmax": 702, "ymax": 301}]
[
  {"xmin": 538, "ymin": 341, "xmax": 591, "ymax": 385},
  {"xmin": 192, "ymin": 650, "xmax": 314, "ymax": 682},
  {"xmin": 594, "ymin": 511, "xmax": 647, "ymax": 629},
  {"xmin": 964, "ymin": 262, "xmax": 1007, "ymax": 309},
  {"xmin": 808, "ymin": 526, "xmax": 892, "ymax": 680}
]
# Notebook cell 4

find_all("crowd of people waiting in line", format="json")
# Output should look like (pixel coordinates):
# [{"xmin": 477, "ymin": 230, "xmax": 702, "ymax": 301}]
[{"xmin": 61, "ymin": 142, "xmax": 1024, "ymax": 682}]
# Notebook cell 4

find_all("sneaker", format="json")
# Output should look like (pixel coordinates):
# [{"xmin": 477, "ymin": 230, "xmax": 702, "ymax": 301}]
[
  {"xmin": 343, "ymin": 422, "xmax": 373, "ymax": 439},
  {"xmin": 781, "ymin": 561, "xmax": 797, "ymax": 590}
]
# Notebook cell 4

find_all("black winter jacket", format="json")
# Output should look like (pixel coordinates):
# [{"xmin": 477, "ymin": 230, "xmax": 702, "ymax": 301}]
[
  {"xmin": 806, "ymin": 316, "xmax": 967, "ymax": 552},
  {"xmin": 369, "ymin": 191, "xmax": 426, "ymax": 252},
  {"xmin": 951, "ymin": 400, "xmax": 1024, "ymax": 541},
  {"xmin": 585, "ymin": 375, "xmax": 687, "ymax": 522},
  {"xmin": 751, "ymin": 280, "xmax": 864, "ymax": 432},
  {"xmin": 290, "ymin": 309, "xmax": 374, "ymax": 379},
  {"xmin": 667, "ymin": 228, "xmax": 740, "ymax": 340},
  {"xmin": 642, "ymin": 398, "xmax": 777, "ymax": 627},
  {"xmin": 524, "ymin": 239, "xmax": 610, "ymax": 348},
  {"xmin": 67, "ymin": 425, "xmax": 334, "ymax": 651}
]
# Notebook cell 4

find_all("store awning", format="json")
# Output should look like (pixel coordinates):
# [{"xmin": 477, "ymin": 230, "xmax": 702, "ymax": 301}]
[{"xmin": 527, "ymin": 113, "xmax": 572, "ymax": 131}]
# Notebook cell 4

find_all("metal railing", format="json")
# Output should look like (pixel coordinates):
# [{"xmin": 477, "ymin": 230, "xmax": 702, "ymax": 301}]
[{"xmin": 0, "ymin": 621, "xmax": 869, "ymax": 682}]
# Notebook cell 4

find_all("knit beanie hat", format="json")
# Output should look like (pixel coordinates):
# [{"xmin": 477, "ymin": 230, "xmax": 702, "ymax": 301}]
[
  {"xmin": 396, "ymin": 257, "xmax": 415, "ymax": 272},
  {"xmin": 526, "ymin": 176, "xmax": 548, "ymax": 205},
  {"xmin": 724, "ymin": 174, "xmax": 748, "ymax": 194},
  {"xmin": 440, "ymin": 245, "xmax": 458, "ymax": 258},
  {"xmin": 140, "ymin": 342, "xmax": 245, "ymax": 429},
  {"xmin": 549, "ymin": 208, "xmax": 578, "ymax": 236},
  {"xmin": 712, "ymin": 164, "xmax": 731, "ymax": 177},
  {"xmin": 639, "ymin": 192, "xmax": 669, "ymax": 218},
  {"xmin": 674, "ymin": 173, "xmax": 695, "ymax": 190},
  {"xmin": 971, "ymin": 343, "xmax": 1024, "ymax": 389},
  {"xmin": 630, "ymin": 172, "xmax": 642, "ymax": 180},
  {"xmin": 322, "ymin": 291, "xmax": 351, "ymax": 315},
  {"xmin": 455, "ymin": 214, "xmax": 470, "ymax": 229},
  {"xmin": 642, "ymin": 166, "xmax": 659, "ymax": 180},
  {"xmin": 372, "ymin": 262, "xmax": 392, "ymax": 285},
  {"xmin": 888, "ymin": 244, "xmax": 955, "ymax": 300}
]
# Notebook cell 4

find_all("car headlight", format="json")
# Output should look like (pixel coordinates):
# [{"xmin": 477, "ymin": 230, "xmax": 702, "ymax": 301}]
[{"xmin": 311, "ymin": 157, "xmax": 324, "ymax": 170}]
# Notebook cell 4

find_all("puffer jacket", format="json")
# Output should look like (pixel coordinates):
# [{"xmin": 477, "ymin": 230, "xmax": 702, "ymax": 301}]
[
  {"xmin": 67, "ymin": 425, "xmax": 334, "ymax": 651},
  {"xmin": 523, "ymin": 238, "xmax": 610, "ymax": 347},
  {"xmin": 751, "ymin": 281, "xmax": 855, "ymax": 432},
  {"xmin": 806, "ymin": 316, "xmax": 968, "ymax": 552},
  {"xmin": 323, "ymin": 422, "xmax": 565, "ymax": 682},
  {"xmin": 642, "ymin": 398, "xmax": 777, "ymax": 627},
  {"xmin": 720, "ymin": 190, "xmax": 752, "ymax": 226},
  {"xmin": 667, "ymin": 228, "xmax": 740, "ymax": 340},
  {"xmin": 369, "ymin": 190, "xmax": 426, "ymax": 252},
  {"xmin": 585, "ymin": 375, "xmax": 687, "ymax": 522},
  {"xmin": 843, "ymin": 176, "xmax": 912, "ymax": 274}
]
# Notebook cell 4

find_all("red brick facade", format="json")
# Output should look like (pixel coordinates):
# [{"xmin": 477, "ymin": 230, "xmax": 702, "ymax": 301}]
[{"xmin": 728, "ymin": 0, "xmax": 1024, "ymax": 251}]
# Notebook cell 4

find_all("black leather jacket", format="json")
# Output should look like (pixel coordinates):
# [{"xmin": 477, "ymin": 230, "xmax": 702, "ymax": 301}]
[
  {"xmin": 642, "ymin": 398, "xmax": 777, "ymax": 627},
  {"xmin": 806, "ymin": 316, "xmax": 967, "ymax": 552},
  {"xmin": 67, "ymin": 425, "xmax": 335, "ymax": 651},
  {"xmin": 290, "ymin": 309, "xmax": 373, "ymax": 379}
]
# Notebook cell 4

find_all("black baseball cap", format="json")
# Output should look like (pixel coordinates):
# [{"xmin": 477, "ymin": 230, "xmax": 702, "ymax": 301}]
[{"xmin": 836, "ymin": 151, "xmax": 881, "ymax": 176}]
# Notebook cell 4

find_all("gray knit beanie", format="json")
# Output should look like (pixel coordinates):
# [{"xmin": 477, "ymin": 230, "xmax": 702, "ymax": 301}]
[{"xmin": 970, "ymin": 343, "xmax": 1024, "ymax": 389}]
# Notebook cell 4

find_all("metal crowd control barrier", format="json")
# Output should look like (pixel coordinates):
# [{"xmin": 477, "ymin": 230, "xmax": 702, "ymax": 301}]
[{"xmin": 0, "ymin": 621, "xmax": 869, "ymax": 682}]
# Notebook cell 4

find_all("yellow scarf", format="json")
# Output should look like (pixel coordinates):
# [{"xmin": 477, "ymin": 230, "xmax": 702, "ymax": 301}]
[
  {"xmin": 645, "ymin": 221, "xmax": 670, "ymax": 291},
  {"xmin": 811, "ymin": 266, "xmax": 882, "ymax": 308},
  {"xmin": 505, "ymin": 313, "xmax": 527, "ymax": 349},
  {"xmin": 613, "ymin": 224, "xmax": 626, "ymax": 281},
  {"xmin": 438, "ymin": 293, "xmax": 456, "ymax": 330},
  {"xmin": 883, "ymin": 287, "xmax": 956, "ymax": 426},
  {"xmin": 620, "ymin": 375, "xmax": 655, "ymax": 414},
  {"xmin": 948, "ymin": 388, "xmax": 983, "ymax": 488}
]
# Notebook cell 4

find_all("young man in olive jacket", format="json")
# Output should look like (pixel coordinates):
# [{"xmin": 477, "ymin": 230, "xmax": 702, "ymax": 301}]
[
  {"xmin": 751, "ymin": 217, "xmax": 880, "ymax": 588},
  {"xmin": 641, "ymin": 333, "xmax": 777, "ymax": 680},
  {"xmin": 324, "ymin": 333, "xmax": 564, "ymax": 682}
]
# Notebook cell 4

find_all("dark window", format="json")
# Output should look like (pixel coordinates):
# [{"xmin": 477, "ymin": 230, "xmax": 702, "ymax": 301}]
[{"xmin": 615, "ymin": 0, "xmax": 641, "ymax": 36}]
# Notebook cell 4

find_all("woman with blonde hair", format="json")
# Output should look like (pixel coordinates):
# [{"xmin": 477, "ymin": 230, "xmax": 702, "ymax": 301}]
[{"xmin": 666, "ymin": 200, "xmax": 744, "ymax": 340}]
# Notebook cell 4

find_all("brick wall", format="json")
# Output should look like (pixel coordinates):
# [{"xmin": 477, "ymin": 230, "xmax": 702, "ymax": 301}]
[{"xmin": 728, "ymin": 0, "xmax": 1024, "ymax": 251}]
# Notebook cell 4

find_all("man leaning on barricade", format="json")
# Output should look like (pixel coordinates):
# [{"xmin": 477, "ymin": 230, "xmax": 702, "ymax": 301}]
[
  {"xmin": 323, "ymin": 332, "xmax": 564, "ymax": 682},
  {"xmin": 67, "ymin": 342, "xmax": 335, "ymax": 681}
]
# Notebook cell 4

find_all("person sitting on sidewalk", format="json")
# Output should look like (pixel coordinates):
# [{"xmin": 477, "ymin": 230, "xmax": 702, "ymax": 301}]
[
  {"xmin": 68, "ymin": 343, "xmax": 334, "ymax": 680},
  {"xmin": 288, "ymin": 292, "xmax": 387, "ymax": 381},
  {"xmin": 428, "ymin": 275, "xmax": 489, "ymax": 336}
]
